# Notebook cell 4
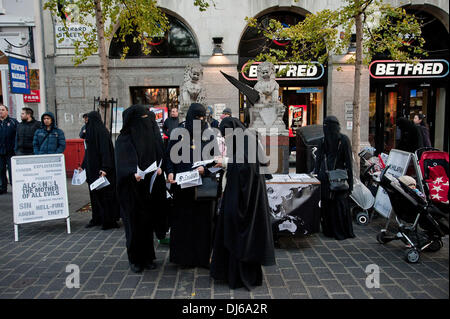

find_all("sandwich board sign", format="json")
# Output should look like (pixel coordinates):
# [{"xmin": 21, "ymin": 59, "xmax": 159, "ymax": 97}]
[
  {"xmin": 11, "ymin": 154, "xmax": 71, "ymax": 241},
  {"xmin": 373, "ymin": 149, "xmax": 419, "ymax": 218}
]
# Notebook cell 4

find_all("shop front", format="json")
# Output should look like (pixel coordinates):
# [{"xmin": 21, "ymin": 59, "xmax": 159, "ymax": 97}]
[
  {"xmin": 238, "ymin": 11, "xmax": 327, "ymax": 151},
  {"xmin": 368, "ymin": 7, "xmax": 449, "ymax": 154}
]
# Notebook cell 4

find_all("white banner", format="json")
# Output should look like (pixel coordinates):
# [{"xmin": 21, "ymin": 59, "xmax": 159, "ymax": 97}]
[{"xmin": 11, "ymin": 154, "xmax": 70, "ymax": 225}]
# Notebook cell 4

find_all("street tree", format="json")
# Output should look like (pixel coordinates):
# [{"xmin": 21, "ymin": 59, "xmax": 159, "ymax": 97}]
[
  {"xmin": 44, "ymin": 0, "xmax": 214, "ymax": 129},
  {"xmin": 246, "ymin": 0, "xmax": 426, "ymax": 173}
]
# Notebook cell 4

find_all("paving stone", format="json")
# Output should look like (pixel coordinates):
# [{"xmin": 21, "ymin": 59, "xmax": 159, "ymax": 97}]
[
  {"xmin": 294, "ymin": 262, "xmax": 313, "ymax": 274},
  {"xmin": 321, "ymin": 279, "xmax": 346, "ymax": 293},
  {"xmin": 286, "ymin": 280, "xmax": 307, "ymax": 294},
  {"xmin": 345, "ymin": 286, "xmax": 371, "ymax": 299},
  {"xmin": 120, "ymin": 276, "xmax": 141, "ymax": 289},
  {"xmin": 266, "ymin": 274, "xmax": 285, "ymax": 288},
  {"xmin": 300, "ymin": 274, "xmax": 320, "ymax": 286},
  {"xmin": 281, "ymin": 268, "xmax": 299, "ymax": 280},
  {"xmin": 134, "ymin": 283, "xmax": 155, "ymax": 298},
  {"xmin": 114, "ymin": 289, "xmax": 135, "ymax": 299},
  {"xmin": 270, "ymin": 287, "xmax": 291, "ymax": 299},
  {"xmin": 154, "ymin": 290, "xmax": 173, "ymax": 298},
  {"xmin": 195, "ymin": 276, "xmax": 212, "ymax": 289},
  {"xmin": 307, "ymin": 287, "xmax": 329, "ymax": 299},
  {"xmin": 157, "ymin": 276, "xmax": 177, "ymax": 289}
]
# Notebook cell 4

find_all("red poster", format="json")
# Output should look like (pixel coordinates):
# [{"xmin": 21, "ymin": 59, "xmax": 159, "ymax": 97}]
[
  {"xmin": 23, "ymin": 90, "xmax": 41, "ymax": 103},
  {"xmin": 288, "ymin": 105, "xmax": 307, "ymax": 137}
]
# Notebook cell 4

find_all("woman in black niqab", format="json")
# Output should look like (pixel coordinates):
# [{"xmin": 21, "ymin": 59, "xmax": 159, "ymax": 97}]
[
  {"xmin": 166, "ymin": 103, "xmax": 218, "ymax": 268},
  {"xmin": 115, "ymin": 104, "xmax": 167, "ymax": 273},
  {"xmin": 82, "ymin": 111, "xmax": 120, "ymax": 230},
  {"xmin": 314, "ymin": 116, "xmax": 355, "ymax": 240},
  {"xmin": 210, "ymin": 117, "xmax": 275, "ymax": 291}
]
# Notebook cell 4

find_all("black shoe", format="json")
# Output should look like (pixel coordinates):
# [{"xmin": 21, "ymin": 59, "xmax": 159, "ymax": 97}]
[
  {"xmin": 144, "ymin": 262, "xmax": 157, "ymax": 270},
  {"xmin": 85, "ymin": 220, "xmax": 101, "ymax": 228},
  {"xmin": 101, "ymin": 222, "xmax": 120, "ymax": 230},
  {"xmin": 129, "ymin": 263, "xmax": 143, "ymax": 273}
]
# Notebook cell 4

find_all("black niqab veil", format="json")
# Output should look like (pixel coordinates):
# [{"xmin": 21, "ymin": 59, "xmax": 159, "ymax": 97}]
[
  {"xmin": 323, "ymin": 116, "xmax": 341, "ymax": 155},
  {"xmin": 211, "ymin": 117, "xmax": 275, "ymax": 290},
  {"xmin": 121, "ymin": 105, "xmax": 162, "ymax": 170},
  {"xmin": 185, "ymin": 103, "xmax": 206, "ymax": 139}
]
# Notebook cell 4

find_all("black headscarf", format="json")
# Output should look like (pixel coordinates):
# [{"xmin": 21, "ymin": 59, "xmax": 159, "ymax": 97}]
[
  {"xmin": 83, "ymin": 111, "xmax": 116, "ymax": 184},
  {"xmin": 185, "ymin": 103, "xmax": 206, "ymax": 140},
  {"xmin": 323, "ymin": 116, "xmax": 341, "ymax": 155},
  {"xmin": 121, "ymin": 104, "xmax": 162, "ymax": 169}
]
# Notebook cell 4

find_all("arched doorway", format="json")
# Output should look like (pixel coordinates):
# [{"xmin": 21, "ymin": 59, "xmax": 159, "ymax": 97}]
[{"xmin": 238, "ymin": 10, "xmax": 327, "ymax": 144}]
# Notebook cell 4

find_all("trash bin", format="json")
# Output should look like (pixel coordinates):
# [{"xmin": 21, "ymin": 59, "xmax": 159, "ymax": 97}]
[
  {"xmin": 63, "ymin": 139, "xmax": 85, "ymax": 177},
  {"xmin": 296, "ymin": 125, "xmax": 323, "ymax": 173}
]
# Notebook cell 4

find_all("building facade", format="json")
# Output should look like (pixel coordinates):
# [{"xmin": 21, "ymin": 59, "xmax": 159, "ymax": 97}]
[
  {"xmin": 0, "ymin": 0, "xmax": 47, "ymax": 121},
  {"xmin": 40, "ymin": 0, "xmax": 448, "ymax": 152}
]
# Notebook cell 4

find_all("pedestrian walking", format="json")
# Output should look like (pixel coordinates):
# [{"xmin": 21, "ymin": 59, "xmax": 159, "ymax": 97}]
[
  {"xmin": 115, "ymin": 105, "xmax": 167, "ymax": 273},
  {"xmin": 166, "ymin": 103, "xmax": 217, "ymax": 268},
  {"xmin": 33, "ymin": 112, "xmax": 66, "ymax": 155},
  {"xmin": 413, "ymin": 113, "xmax": 432, "ymax": 148},
  {"xmin": 314, "ymin": 116, "xmax": 355, "ymax": 240},
  {"xmin": 210, "ymin": 117, "xmax": 275, "ymax": 290},
  {"xmin": 81, "ymin": 111, "xmax": 120, "ymax": 230},
  {"xmin": 15, "ymin": 107, "xmax": 41, "ymax": 155},
  {"xmin": 0, "ymin": 104, "xmax": 18, "ymax": 194}
]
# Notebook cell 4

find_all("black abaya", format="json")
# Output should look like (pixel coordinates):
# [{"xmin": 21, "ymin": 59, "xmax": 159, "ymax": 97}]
[
  {"xmin": 166, "ymin": 103, "xmax": 217, "ymax": 268},
  {"xmin": 314, "ymin": 116, "xmax": 355, "ymax": 240},
  {"xmin": 115, "ymin": 105, "xmax": 167, "ymax": 268},
  {"xmin": 210, "ymin": 117, "xmax": 275, "ymax": 290},
  {"xmin": 82, "ymin": 111, "xmax": 119, "ymax": 229}
]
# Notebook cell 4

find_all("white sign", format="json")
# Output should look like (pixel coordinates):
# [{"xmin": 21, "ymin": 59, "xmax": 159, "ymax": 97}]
[
  {"xmin": 11, "ymin": 154, "xmax": 70, "ymax": 241},
  {"xmin": 373, "ymin": 149, "xmax": 413, "ymax": 218},
  {"xmin": 55, "ymin": 23, "xmax": 94, "ymax": 48}
]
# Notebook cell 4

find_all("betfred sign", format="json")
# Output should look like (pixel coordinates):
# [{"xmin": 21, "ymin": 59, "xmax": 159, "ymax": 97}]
[
  {"xmin": 369, "ymin": 59, "xmax": 449, "ymax": 79},
  {"xmin": 23, "ymin": 90, "xmax": 41, "ymax": 103},
  {"xmin": 241, "ymin": 61, "xmax": 324, "ymax": 81}
]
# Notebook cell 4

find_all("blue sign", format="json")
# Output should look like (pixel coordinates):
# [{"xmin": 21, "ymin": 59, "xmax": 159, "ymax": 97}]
[
  {"xmin": 8, "ymin": 57, "xmax": 30, "ymax": 94},
  {"xmin": 296, "ymin": 88, "xmax": 322, "ymax": 94}
]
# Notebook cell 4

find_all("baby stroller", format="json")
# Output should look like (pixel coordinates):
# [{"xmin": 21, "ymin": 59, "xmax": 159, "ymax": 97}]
[
  {"xmin": 415, "ymin": 147, "xmax": 449, "ymax": 215},
  {"xmin": 349, "ymin": 148, "xmax": 384, "ymax": 225},
  {"xmin": 375, "ymin": 166, "xmax": 448, "ymax": 263}
]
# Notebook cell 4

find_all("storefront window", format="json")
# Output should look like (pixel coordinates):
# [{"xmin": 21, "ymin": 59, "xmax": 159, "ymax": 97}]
[
  {"xmin": 369, "ymin": 92, "xmax": 376, "ymax": 148},
  {"xmin": 130, "ymin": 87, "xmax": 179, "ymax": 109},
  {"xmin": 384, "ymin": 91, "xmax": 397, "ymax": 153}
]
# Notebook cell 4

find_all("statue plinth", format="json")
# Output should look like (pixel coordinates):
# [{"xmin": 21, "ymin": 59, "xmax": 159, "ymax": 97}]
[{"xmin": 249, "ymin": 102, "xmax": 289, "ymax": 174}]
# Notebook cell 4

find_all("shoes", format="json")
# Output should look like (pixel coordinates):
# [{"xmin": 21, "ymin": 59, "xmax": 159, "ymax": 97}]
[
  {"xmin": 101, "ymin": 222, "xmax": 120, "ymax": 230},
  {"xmin": 143, "ymin": 262, "xmax": 157, "ymax": 270},
  {"xmin": 129, "ymin": 263, "xmax": 143, "ymax": 273},
  {"xmin": 85, "ymin": 220, "xmax": 101, "ymax": 228}
]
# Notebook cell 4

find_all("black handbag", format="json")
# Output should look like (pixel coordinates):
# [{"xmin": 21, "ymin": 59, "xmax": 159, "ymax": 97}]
[
  {"xmin": 324, "ymin": 140, "xmax": 349, "ymax": 192},
  {"xmin": 194, "ymin": 175, "xmax": 218, "ymax": 200}
]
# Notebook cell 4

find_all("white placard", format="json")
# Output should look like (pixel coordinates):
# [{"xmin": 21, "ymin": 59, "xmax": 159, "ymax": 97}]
[
  {"xmin": 373, "ymin": 149, "xmax": 413, "ymax": 218},
  {"xmin": 71, "ymin": 169, "xmax": 86, "ymax": 185},
  {"xmin": 176, "ymin": 170, "xmax": 200, "ymax": 185},
  {"xmin": 11, "ymin": 154, "xmax": 70, "ymax": 240}
]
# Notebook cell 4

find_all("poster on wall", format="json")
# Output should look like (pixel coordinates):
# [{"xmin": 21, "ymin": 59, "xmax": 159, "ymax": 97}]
[
  {"xmin": 288, "ymin": 105, "xmax": 307, "ymax": 137},
  {"xmin": 11, "ymin": 154, "xmax": 70, "ymax": 241},
  {"xmin": 8, "ymin": 57, "xmax": 30, "ymax": 94},
  {"xmin": 112, "ymin": 106, "xmax": 124, "ymax": 134},
  {"xmin": 149, "ymin": 106, "xmax": 168, "ymax": 134}
]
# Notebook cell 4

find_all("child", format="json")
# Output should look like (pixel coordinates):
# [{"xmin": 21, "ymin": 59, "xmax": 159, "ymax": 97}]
[{"xmin": 398, "ymin": 175, "xmax": 426, "ymax": 200}]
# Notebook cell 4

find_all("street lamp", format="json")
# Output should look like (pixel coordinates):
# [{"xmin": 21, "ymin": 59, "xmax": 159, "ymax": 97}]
[{"xmin": 212, "ymin": 37, "xmax": 223, "ymax": 56}]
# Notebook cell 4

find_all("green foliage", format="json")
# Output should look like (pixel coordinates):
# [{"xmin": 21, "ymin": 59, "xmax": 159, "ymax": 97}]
[
  {"xmin": 245, "ymin": 0, "xmax": 426, "ymax": 68},
  {"xmin": 43, "ymin": 0, "xmax": 215, "ymax": 66}
]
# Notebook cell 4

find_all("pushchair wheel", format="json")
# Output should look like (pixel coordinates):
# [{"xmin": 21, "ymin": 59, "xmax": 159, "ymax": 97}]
[
  {"xmin": 356, "ymin": 211, "xmax": 370, "ymax": 226},
  {"xmin": 424, "ymin": 239, "xmax": 443, "ymax": 252},
  {"xmin": 405, "ymin": 248, "xmax": 420, "ymax": 263},
  {"xmin": 377, "ymin": 232, "xmax": 389, "ymax": 244}
]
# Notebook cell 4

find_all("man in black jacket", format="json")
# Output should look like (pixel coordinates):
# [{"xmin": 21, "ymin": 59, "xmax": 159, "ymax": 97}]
[
  {"xmin": 0, "ymin": 104, "xmax": 18, "ymax": 194},
  {"xmin": 162, "ymin": 107, "xmax": 179, "ymax": 148},
  {"xmin": 15, "ymin": 107, "xmax": 41, "ymax": 155}
]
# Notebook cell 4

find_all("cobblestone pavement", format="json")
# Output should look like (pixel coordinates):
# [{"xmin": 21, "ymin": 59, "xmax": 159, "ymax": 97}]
[{"xmin": 0, "ymin": 180, "xmax": 448, "ymax": 299}]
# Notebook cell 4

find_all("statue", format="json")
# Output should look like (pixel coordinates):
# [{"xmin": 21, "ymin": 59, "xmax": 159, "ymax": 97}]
[
  {"xmin": 250, "ymin": 62, "xmax": 286, "ymax": 132},
  {"xmin": 254, "ymin": 62, "xmax": 279, "ymax": 104},
  {"xmin": 179, "ymin": 63, "xmax": 206, "ymax": 121}
]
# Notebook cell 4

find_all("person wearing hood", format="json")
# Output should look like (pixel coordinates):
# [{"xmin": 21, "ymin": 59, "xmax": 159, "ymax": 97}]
[
  {"xmin": 210, "ymin": 117, "xmax": 275, "ymax": 290},
  {"xmin": 396, "ymin": 117, "xmax": 423, "ymax": 153},
  {"xmin": 166, "ymin": 103, "xmax": 218, "ymax": 268},
  {"xmin": 33, "ymin": 112, "xmax": 66, "ymax": 155},
  {"xmin": 80, "ymin": 111, "xmax": 120, "ymax": 230},
  {"xmin": 314, "ymin": 116, "xmax": 355, "ymax": 240},
  {"xmin": 115, "ymin": 105, "xmax": 167, "ymax": 273}
]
